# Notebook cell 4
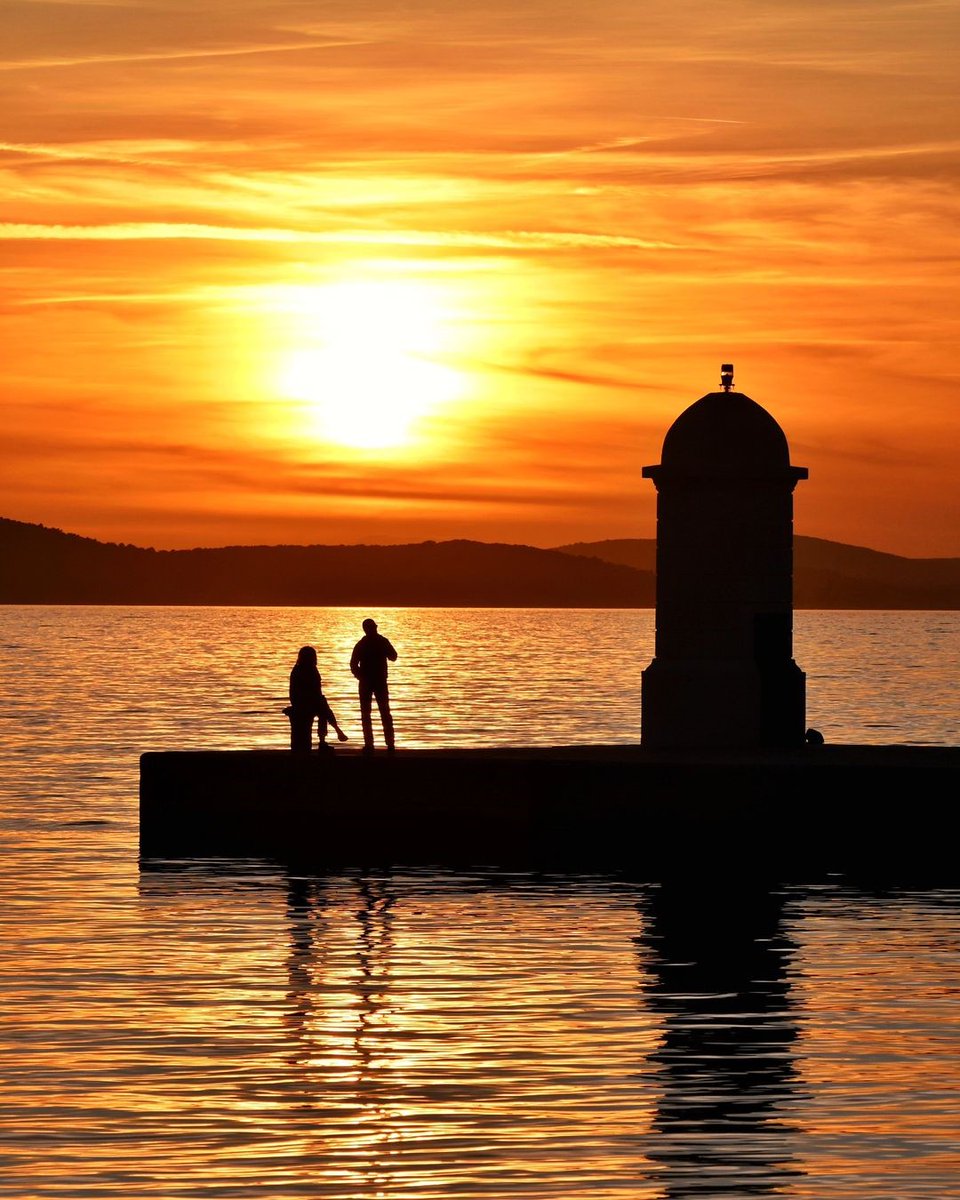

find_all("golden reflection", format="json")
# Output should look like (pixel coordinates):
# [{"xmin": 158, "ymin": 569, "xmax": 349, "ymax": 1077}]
[
  {"xmin": 284, "ymin": 873, "xmax": 399, "ymax": 1189},
  {"xmin": 277, "ymin": 876, "xmax": 663, "ymax": 1195}
]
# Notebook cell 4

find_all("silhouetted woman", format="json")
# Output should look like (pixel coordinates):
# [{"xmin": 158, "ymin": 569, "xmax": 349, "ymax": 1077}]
[{"xmin": 286, "ymin": 646, "xmax": 348, "ymax": 753}]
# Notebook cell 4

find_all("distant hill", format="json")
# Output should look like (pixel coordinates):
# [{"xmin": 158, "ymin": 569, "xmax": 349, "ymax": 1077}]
[
  {"xmin": 556, "ymin": 538, "xmax": 658, "ymax": 573},
  {"xmin": 555, "ymin": 536, "xmax": 960, "ymax": 610},
  {"xmin": 2, "ymin": 518, "xmax": 957, "ymax": 607},
  {"xmin": 0, "ymin": 518, "xmax": 652, "ymax": 607}
]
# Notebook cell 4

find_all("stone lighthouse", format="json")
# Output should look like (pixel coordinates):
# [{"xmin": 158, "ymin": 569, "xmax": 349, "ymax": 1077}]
[{"xmin": 641, "ymin": 365, "xmax": 808, "ymax": 749}]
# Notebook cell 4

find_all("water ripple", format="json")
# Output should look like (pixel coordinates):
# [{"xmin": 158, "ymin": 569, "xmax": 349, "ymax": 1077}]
[{"xmin": 0, "ymin": 609, "xmax": 958, "ymax": 1197}]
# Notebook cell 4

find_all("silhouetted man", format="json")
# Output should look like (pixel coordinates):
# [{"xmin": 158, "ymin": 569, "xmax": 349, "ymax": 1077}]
[{"xmin": 350, "ymin": 618, "xmax": 398, "ymax": 753}]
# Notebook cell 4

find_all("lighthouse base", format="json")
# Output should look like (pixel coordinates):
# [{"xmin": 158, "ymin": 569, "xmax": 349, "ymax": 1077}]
[{"xmin": 640, "ymin": 657, "xmax": 806, "ymax": 749}]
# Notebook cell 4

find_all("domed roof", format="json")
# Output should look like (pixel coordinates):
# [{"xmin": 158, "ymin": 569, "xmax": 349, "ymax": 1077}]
[{"xmin": 658, "ymin": 390, "xmax": 792, "ymax": 474}]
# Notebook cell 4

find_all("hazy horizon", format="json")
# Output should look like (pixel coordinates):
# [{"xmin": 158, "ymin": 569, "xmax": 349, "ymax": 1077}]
[{"xmin": 5, "ymin": 511, "xmax": 955, "ymax": 561}]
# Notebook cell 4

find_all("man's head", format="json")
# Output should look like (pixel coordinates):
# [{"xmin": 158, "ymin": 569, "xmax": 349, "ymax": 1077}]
[{"xmin": 362, "ymin": 618, "xmax": 378, "ymax": 635}]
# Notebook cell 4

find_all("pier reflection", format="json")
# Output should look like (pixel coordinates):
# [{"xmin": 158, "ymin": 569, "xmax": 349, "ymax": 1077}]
[
  {"xmin": 636, "ymin": 882, "xmax": 804, "ymax": 1196},
  {"xmin": 284, "ymin": 872, "xmax": 399, "ymax": 1192},
  {"xmin": 135, "ymin": 864, "xmax": 817, "ymax": 1196}
]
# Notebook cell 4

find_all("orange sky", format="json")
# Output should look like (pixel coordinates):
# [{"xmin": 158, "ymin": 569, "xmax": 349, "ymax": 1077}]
[{"xmin": 2, "ymin": 0, "xmax": 959, "ymax": 556}]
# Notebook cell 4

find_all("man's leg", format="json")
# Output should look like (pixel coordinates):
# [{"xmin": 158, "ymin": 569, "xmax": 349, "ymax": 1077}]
[
  {"xmin": 374, "ymin": 682, "xmax": 395, "ymax": 749},
  {"xmin": 359, "ymin": 679, "xmax": 374, "ymax": 748}
]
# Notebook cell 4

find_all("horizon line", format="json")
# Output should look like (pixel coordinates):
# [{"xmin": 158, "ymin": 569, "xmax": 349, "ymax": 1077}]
[{"xmin": 1, "ymin": 514, "xmax": 952, "ymax": 563}]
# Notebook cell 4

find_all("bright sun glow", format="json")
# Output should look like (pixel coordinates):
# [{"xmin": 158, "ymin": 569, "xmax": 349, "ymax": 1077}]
[{"xmin": 276, "ymin": 278, "xmax": 466, "ymax": 450}]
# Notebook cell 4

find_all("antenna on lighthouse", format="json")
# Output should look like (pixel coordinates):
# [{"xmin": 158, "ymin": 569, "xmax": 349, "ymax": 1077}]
[{"xmin": 720, "ymin": 363, "xmax": 734, "ymax": 392}]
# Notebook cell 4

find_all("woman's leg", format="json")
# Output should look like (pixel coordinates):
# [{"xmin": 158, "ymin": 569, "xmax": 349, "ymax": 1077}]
[{"xmin": 324, "ymin": 700, "xmax": 348, "ymax": 741}]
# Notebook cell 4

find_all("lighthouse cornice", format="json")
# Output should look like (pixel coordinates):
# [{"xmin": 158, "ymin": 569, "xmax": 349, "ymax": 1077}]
[{"xmin": 642, "ymin": 463, "xmax": 808, "ymax": 488}]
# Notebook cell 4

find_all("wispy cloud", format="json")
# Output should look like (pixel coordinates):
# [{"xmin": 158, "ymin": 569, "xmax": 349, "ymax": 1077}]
[
  {"xmin": 0, "ymin": 222, "xmax": 683, "ymax": 251},
  {"xmin": 462, "ymin": 356, "xmax": 656, "ymax": 393},
  {"xmin": 0, "ymin": 39, "xmax": 374, "ymax": 72},
  {"xmin": 0, "ymin": 429, "xmax": 620, "ymax": 511}
]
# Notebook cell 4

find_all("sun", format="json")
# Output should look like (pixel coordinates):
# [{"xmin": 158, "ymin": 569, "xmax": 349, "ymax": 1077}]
[{"xmin": 275, "ymin": 278, "xmax": 467, "ymax": 451}]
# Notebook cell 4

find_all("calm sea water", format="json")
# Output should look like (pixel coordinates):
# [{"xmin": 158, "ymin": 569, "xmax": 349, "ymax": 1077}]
[{"xmin": 0, "ymin": 607, "xmax": 958, "ymax": 1198}]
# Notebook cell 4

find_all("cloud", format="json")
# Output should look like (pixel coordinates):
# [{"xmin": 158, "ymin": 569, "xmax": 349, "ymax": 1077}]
[
  {"xmin": 461, "ymin": 355, "xmax": 656, "ymax": 393},
  {"xmin": 0, "ymin": 39, "xmax": 373, "ymax": 72},
  {"xmin": 0, "ymin": 427, "xmax": 625, "ymax": 511},
  {"xmin": 0, "ymin": 221, "xmax": 683, "ymax": 251},
  {"xmin": 792, "ymin": 437, "xmax": 933, "ymax": 470}
]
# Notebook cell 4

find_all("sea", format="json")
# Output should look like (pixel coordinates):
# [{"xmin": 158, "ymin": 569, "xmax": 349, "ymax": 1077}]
[{"xmin": 0, "ymin": 606, "xmax": 958, "ymax": 1199}]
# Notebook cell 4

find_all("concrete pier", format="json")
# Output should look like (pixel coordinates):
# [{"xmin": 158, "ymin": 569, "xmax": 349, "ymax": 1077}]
[{"xmin": 140, "ymin": 744, "xmax": 959, "ymax": 880}]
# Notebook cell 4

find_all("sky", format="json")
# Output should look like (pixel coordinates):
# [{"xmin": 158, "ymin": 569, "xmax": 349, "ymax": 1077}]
[{"xmin": 2, "ymin": 0, "xmax": 959, "ymax": 556}]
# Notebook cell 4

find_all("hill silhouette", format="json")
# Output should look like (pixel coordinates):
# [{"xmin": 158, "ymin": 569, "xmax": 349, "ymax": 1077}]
[
  {"xmin": 0, "ymin": 518, "xmax": 651, "ymax": 607},
  {"xmin": 555, "ymin": 537, "xmax": 960, "ymax": 610},
  {"xmin": 1, "ymin": 518, "xmax": 957, "ymax": 607}
]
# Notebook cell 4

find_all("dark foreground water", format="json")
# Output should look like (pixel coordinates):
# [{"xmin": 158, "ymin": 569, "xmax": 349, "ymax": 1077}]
[{"xmin": 0, "ymin": 607, "xmax": 958, "ymax": 1198}]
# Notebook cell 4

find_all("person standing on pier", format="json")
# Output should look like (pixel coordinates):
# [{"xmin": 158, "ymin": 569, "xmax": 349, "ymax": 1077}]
[
  {"xmin": 286, "ymin": 645, "xmax": 348, "ymax": 753},
  {"xmin": 350, "ymin": 618, "xmax": 398, "ymax": 753}
]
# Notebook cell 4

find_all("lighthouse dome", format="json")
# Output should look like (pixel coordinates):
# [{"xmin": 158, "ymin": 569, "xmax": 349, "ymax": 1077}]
[{"xmin": 659, "ymin": 390, "xmax": 792, "ymax": 474}]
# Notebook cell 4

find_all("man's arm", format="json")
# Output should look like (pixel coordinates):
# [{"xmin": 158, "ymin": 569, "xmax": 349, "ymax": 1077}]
[
  {"xmin": 349, "ymin": 640, "xmax": 362, "ymax": 678},
  {"xmin": 384, "ymin": 637, "xmax": 398, "ymax": 662}
]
